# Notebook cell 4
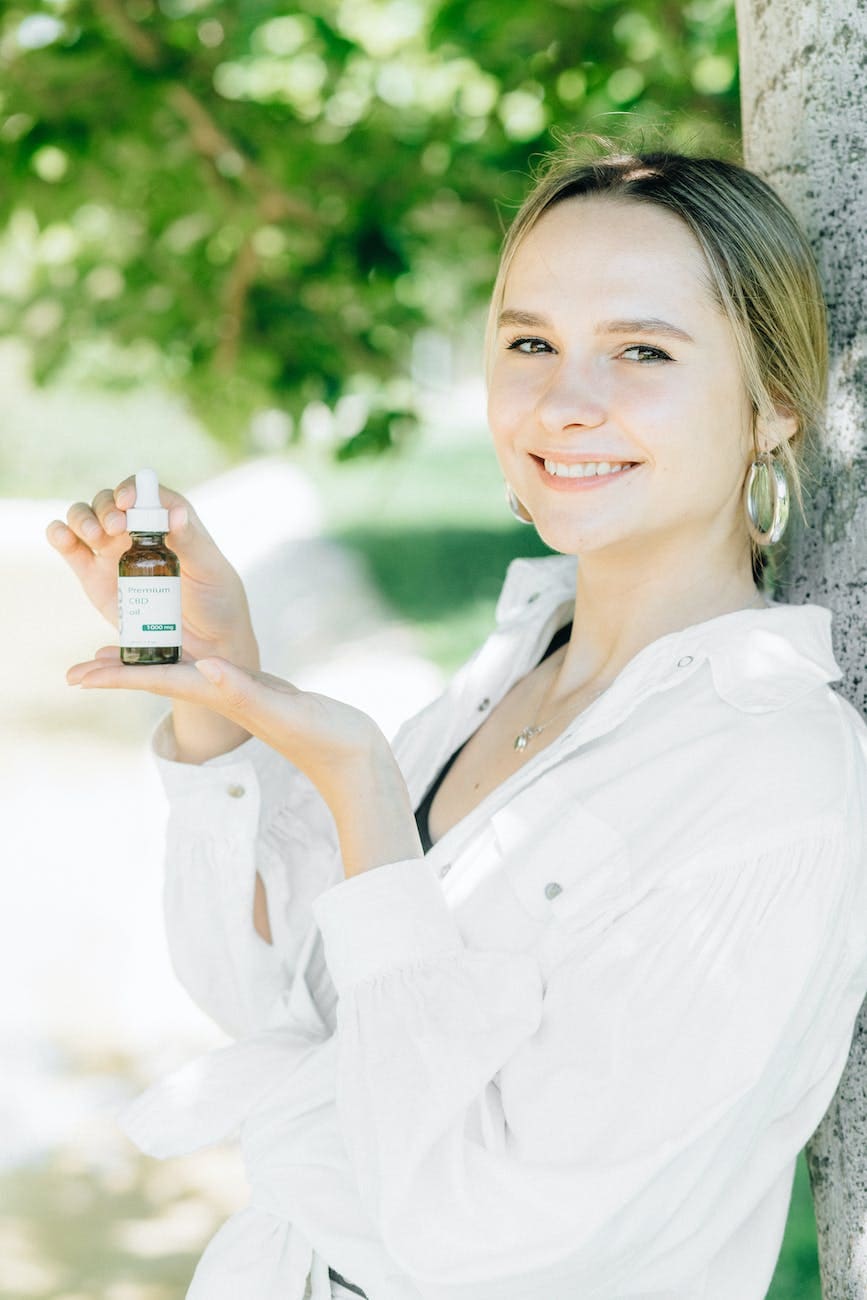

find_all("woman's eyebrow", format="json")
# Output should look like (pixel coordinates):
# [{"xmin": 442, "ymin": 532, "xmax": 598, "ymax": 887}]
[
  {"xmin": 497, "ymin": 308, "xmax": 695, "ymax": 344},
  {"xmin": 600, "ymin": 316, "xmax": 695, "ymax": 343}
]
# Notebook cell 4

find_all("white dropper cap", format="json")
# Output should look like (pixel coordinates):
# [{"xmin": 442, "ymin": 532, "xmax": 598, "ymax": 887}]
[{"xmin": 125, "ymin": 468, "xmax": 169, "ymax": 533}]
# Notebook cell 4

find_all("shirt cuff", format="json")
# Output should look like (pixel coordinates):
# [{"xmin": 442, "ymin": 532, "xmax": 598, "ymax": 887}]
[
  {"xmin": 311, "ymin": 858, "xmax": 464, "ymax": 997},
  {"xmin": 149, "ymin": 710, "xmax": 311, "ymax": 811}
]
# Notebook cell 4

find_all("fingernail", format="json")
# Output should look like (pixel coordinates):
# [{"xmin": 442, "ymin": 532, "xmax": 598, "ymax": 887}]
[
  {"xmin": 116, "ymin": 487, "xmax": 133, "ymax": 505},
  {"xmin": 105, "ymin": 511, "xmax": 125, "ymax": 531},
  {"xmin": 82, "ymin": 520, "xmax": 101, "ymax": 540},
  {"xmin": 171, "ymin": 506, "xmax": 188, "ymax": 532},
  {"xmin": 195, "ymin": 659, "xmax": 223, "ymax": 684}
]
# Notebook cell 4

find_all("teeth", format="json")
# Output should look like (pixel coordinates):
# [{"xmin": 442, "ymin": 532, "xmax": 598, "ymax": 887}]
[{"xmin": 543, "ymin": 459, "xmax": 632, "ymax": 478}]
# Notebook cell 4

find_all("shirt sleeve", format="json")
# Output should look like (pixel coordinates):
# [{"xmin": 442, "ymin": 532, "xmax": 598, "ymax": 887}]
[
  {"xmin": 309, "ymin": 817, "xmax": 867, "ymax": 1296},
  {"xmin": 152, "ymin": 710, "xmax": 345, "ymax": 1039}
]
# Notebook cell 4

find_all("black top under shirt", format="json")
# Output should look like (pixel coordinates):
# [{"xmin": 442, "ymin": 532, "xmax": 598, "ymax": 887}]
[
  {"xmin": 327, "ymin": 617, "xmax": 574, "ymax": 1300},
  {"xmin": 414, "ymin": 617, "xmax": 574, "ymax": 852}
]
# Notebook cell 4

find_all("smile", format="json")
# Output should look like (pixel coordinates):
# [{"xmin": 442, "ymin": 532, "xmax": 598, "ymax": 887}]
[{"xmin": 530, "ymin": 455, "xmax": 643, "ymax": 491}]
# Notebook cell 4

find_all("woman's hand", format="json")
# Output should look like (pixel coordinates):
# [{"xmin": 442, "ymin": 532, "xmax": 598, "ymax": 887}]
[
  {"xmin": 47, "ymin": 476, "xmax": 261, "ymax": 762},
  {"xmin": 46, "ymin": 476, "xmax": 259, "ymax": 667},
  {"xmin": 66, "ymin": 649, "xmax": 424, "ymax": 876}
]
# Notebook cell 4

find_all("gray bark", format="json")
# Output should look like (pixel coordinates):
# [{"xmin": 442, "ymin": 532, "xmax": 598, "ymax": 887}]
[{"xmin": 736, "ymin": 1, "xmax": 867, "ymax": 1294}]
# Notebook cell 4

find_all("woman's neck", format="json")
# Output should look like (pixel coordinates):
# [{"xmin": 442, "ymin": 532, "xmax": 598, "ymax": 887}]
[{"xmin": 548, "ymin": 547, "xmax": 767, "ymax": 705}]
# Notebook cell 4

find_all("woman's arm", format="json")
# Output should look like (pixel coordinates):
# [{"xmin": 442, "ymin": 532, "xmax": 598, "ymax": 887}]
[
  {"xmin": 151, "ymin": 712, "xmax": 345, "ymax": 1036},
  {"xmin": 120, "ymin": 815, "xmax": 867, "ymax": 1298},
  {"xmin": 317, "ymin": 821, "xmax": 863, "ymax": 1289},
  {"xmin": 70, "ymin": 650, "xmax": 427, "ymax": 1039},
  {"xmin": 153, "ymin": 711, "xmax": 423, "ymax": 1034},
  {"xmin": 306, "ymin": 821, "xmax": 865, "ymax": 1293}
]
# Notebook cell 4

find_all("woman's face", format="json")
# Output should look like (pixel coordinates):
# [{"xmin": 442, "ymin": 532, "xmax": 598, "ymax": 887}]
[{"xmin": 487, "ymin": 195, "xmax": 757, "ymax": 562}]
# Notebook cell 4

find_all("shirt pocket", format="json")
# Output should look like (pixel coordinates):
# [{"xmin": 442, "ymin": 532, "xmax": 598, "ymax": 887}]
[{"xmin": 489, "ymin": 773, "xmax": 632, "ymax": 969}]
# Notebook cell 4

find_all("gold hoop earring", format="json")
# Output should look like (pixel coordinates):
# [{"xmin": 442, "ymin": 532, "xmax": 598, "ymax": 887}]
[{"xmin": 744, "ymin": 453, "xmax": 789, "ymax": 545}]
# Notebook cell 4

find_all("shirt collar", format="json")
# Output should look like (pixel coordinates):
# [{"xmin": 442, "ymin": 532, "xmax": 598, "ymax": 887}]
[{"xmin": 494, "ymin": 553, "xmax": 843, "ymax": 713}]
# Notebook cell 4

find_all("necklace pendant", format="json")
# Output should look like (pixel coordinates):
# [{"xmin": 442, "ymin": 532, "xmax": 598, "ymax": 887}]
[{"xmin": 514, "ymin": 725, "xmax": 541, "ymax": 751}]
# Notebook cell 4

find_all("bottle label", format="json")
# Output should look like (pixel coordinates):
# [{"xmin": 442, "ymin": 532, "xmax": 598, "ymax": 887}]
[{"xmin": 118, "ymin": 577, "xmax": 182, "ymax": 648}]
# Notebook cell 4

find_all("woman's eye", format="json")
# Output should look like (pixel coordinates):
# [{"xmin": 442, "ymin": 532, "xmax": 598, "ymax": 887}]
[
  {"xmin": 505, "ymin": 336, "xmax": 553, "ymax": 355},
  {"xmin": 620, "ymin": 344, "xmax": 672, "ymax": 363},
  {"xmin": 504, "ymin": 338, "xmax": 673, "ymax": 362}
]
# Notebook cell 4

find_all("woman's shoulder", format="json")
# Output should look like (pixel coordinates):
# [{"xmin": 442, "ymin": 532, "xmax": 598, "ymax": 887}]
[
  {"xmin": 600, "ymin": 680, "xmax": 865, "ymax": 898},
  {"xmin": 697, "ymin": 596, "xmax": 863, "ymax": 787},
  {"xmin": 747, "ymin": 679, "xmax": 865, "ymax": 811},
  {"xmin": 603, "ymin": 610, "xmax": 866, "ymax": 873},
  {"xmin": 734, "ymin": 597, "xmax": 864, "ymax": 778},
  {"xmin": 666, "ymin": 677, "xmax": 865, "ymax": 868}
]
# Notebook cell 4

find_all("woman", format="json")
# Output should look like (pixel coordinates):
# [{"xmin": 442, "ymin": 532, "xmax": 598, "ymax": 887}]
[{"xmin": 51, "ymin": 136, "xmax": 867, "ymax": 1300}]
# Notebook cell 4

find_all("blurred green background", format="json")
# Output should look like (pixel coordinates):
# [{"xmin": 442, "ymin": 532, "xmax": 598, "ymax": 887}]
[
  {"xmin": 1, "ymin": 1, "xmax": 821, "ymax": 1296},
  {"xmin": 0, "ymin": 0, "xmax": 741, "ymax": 457}
]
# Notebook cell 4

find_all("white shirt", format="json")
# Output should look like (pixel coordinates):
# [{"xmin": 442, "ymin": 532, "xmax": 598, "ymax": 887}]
[{"xmin": 118, "ymin": 552, "xmax": 867, "ymax": 1300}]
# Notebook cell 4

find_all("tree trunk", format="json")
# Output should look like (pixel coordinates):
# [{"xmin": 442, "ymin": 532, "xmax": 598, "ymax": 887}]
[{"xmin": 736, "ymin": 1, "xmax": 867, "ymax": 1294}]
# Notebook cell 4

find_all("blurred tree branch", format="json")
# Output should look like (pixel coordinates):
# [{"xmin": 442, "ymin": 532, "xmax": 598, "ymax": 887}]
[
  {"xmin": 0, "ymin": 0, "xmax": 740, "ymax": 453},
  {"xmin": 94, "ymin": 0, "xmax": 317, "ymax": 226}
]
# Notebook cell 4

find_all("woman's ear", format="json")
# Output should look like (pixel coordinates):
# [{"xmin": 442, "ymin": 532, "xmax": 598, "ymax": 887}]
[{"xmin": 755, "ymin": 404, "xmax": 798, "ymax": 456}]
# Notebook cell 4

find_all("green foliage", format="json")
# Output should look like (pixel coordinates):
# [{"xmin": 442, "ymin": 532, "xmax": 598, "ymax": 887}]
[
  {"xmin": 767, "ymin": 1151, "xmax": 822, "ymax": 1299},
  {"xmin": 0, "ymin": 0, "xmax": 740, "ymax": 453}
]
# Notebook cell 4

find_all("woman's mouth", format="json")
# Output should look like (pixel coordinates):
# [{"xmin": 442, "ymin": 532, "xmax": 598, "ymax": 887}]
[{"xmin": 530, "ymin": 455, "xmax": 643, "ymax": 491}]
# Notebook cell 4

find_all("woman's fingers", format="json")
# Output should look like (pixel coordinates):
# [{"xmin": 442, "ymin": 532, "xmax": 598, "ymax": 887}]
[
  {"xmin": 46, "ymin": 519, "xmax": 82, "ymax": 554},
  {"xmin": 67, "ymin": 652, "xmax": 300, "ymax": 736},
  {"xmin": 67, "ymin": 644, "xmax": 200, "ymax": 679},
  {"xmin": 112, "ymin": 474, "xmax": 187, "ymax": 515},
  {"xmin": 111, "ymin": 477, "xmax": 194, "ymax": 545},
  {"xmin": 66, "ymin": 655, "xmax": 212, "ymax": 700},
  {"xmin": 65, "ymin": 650, "xmax": 258, "ymax": 714},
  {"xmin": 64, "ymin": 483, "xmax": 188, "ymax": 552},
  {"xmin": 112, "ymin": 478, "xmax": 220, "ymax": 573},
  {"xmin": 62, "ymin": 498, "xmax": 129, "ymax": 561},
  {"xmin": 52, "ymin": 481, "xmax": 229, "ymax": 587},
  {"xmin": 45, "ymin": 518, "xmax": 100, "ymax": 580},
  {"xmin": 87, "ymin": 487, "xmax": 128, "ymax": 539},
  {"xmin": 65, "ymin": 500, "xmax": 111, "ymax": 547},
  {"xmin": 65, "ymin": 652, "xmax": 380, "ymax": 798}
]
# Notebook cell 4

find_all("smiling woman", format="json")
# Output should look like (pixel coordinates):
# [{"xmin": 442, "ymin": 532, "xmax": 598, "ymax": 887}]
[
  {"xmin": 488, "ymin": 193, "xmax": 772, "ymax": 597},
  {"xmin": 48, "ymin": 133, "xmax": 867, "ymax": 1300},
  {"xmin": 484, "ymin": 142, "xmax": 826, "ymax": 576}
]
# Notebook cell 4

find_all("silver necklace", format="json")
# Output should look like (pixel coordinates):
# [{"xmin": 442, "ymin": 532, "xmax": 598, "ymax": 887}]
[
  {"xmin": 513, "ymin": 592, "xmax": 770, "ymax": 751},
  {"xmin": 513, "ymin": 675, "xmax": 608, "ymax": 751}
]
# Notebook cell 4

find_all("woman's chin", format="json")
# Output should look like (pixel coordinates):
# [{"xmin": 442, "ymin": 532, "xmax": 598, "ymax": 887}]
[{"xmin": 527, "ymin": 515, "xmax": 619, "ymax": 557}]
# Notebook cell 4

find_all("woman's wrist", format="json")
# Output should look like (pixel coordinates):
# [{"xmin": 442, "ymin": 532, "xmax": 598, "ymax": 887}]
[
  {"xmin": 170, "ymin": 701, "xmax": 252, "ymax": 764},
  {"xmin": 330, "ymin": 743, "xmax": 424, "ymax": 877},
  {"xmin": 169, "ymin": 633, "xmax": 261, "ymax": 764}
]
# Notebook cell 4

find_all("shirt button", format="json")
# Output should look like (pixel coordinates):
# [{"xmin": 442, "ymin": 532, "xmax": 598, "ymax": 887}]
[
  {"xmin": 544, "ymin": 881, "xmax": 563, "ymax": 900},
  {"xmin": 439, "ymin": 862, "xmax": 452, "ymax": 878},
  {"xmin": 477, "ymin": 697, "xmax": 491, "ymax": 711},
  {"xmin": 226, "ymin": 784, "xmax": 246, "ymax": 798},
  {"xmin": 676, "ymin": 655, "xmax": 694, "ymax": 668}
]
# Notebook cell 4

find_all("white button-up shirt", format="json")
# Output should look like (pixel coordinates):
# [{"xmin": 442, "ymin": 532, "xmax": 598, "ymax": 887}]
[{"xmin": 119, "ymin": 553, "xmax": 867, "ymax": 1300}]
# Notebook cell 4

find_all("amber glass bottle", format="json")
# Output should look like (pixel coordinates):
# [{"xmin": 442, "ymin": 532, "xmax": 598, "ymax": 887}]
[{"xmin": 117, "ymin": 469, "xmax": 182, "ymax": 664}]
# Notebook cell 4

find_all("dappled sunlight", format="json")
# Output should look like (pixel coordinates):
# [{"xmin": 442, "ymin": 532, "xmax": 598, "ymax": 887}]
[{"xmin": 0, "ymin": 1048, "xmax": 246, "ymax": 1300}]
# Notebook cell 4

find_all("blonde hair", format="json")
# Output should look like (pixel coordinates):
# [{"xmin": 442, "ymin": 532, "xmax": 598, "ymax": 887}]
[{"xmin": 484, "ymin": 131, "xmax": 829, "ymax": 574}]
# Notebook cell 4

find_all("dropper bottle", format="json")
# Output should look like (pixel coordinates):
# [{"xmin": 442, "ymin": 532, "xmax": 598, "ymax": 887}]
[{"xmin": 117, "ymin": 468, "xmax": 182, "ymax": 664}]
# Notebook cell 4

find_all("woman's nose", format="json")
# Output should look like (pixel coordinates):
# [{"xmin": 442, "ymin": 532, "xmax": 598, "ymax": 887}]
[{"xmin": 535, "ymin": 361, "xmax": 607, "ymax": 434}]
